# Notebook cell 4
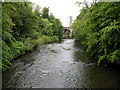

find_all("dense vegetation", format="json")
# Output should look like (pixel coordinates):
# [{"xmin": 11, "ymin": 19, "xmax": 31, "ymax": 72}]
[
  {"xmin": 2, "ymin": 2, "xmax": 64, "ymax": 71},
  {"xmin": 72, "ymin": 2, "xmax": 120, "ymax": 65}
]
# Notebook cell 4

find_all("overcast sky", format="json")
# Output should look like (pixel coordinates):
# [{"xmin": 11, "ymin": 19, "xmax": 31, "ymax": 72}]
[{"xmin": 30, "ymin": 0, "xmax": 93, "ymax": 27}]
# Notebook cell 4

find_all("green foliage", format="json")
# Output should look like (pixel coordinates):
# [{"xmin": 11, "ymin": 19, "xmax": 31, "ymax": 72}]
[
  {"xmin": 2, "ymin": 2, "xmax": 63, "ymax": 71},
  {"xmin": 41, "ymin": 7, "xmax": 49, "ymax": 19},
  {"xmin": 41, "ymin": 8, "xmax": 64, "ymax": 39},
  {"xmin": 72, "ymin": 2, "xmax": 120, "ymax": 65},
  {"xmin": 49, "ymin": 14, "xmax": 64, "ymax": 39}
]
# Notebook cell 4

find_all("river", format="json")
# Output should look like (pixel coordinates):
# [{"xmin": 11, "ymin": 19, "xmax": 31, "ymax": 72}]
[{"xmin": 2, "ymin": 39, "xmax": 120, "ymax": 88}]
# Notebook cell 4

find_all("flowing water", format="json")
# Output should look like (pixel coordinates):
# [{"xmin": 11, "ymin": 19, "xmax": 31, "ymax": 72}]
[{"xmin": 2, "ymin": 39, "xmax": 120, "ymax": 88}]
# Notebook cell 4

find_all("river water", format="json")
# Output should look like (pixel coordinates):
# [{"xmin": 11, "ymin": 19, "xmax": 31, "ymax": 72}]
[{"xmin": 2, "ymin": 39, "xmax": 120, "ymax": 88}]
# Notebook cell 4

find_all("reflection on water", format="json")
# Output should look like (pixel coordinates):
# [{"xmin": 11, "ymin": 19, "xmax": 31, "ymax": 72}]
[{"xmin": 2, "ymin": 39, "xmax": 120, "ymax": 88}]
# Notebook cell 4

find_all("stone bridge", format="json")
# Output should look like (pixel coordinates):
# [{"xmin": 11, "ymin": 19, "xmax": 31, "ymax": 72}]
[{"xmin": 64, "ymin": 27, "xmax": 73, "ymax": 38}]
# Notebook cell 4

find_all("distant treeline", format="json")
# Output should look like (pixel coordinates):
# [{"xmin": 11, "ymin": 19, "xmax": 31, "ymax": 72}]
[
  {"xmin": 2, "ymin": 2, "xmax": 64, "ymax": 71},
  {"xmin": 72, "ymin": 2, "xmax": 120, "ymax": 65}
]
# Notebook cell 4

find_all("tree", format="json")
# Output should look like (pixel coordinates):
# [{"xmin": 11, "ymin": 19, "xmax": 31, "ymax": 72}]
[
  {"xmin": 2, "ymin": 2, "xmax": 64, "ymax": 71},
  {"xmin": 72, "ymin": 2, "xmax": 120, "ymax": 64},
  {"xmin": 41, "ymin": 7, "xmax": 49, "ymax": 19}
]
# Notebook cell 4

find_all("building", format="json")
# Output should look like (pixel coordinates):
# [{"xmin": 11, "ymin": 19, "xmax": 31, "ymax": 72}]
[
  {"xmin": 64, "ymin": 16, "xmax": 73, "ymax": 38},
  {"xmin": 67, "ymin": 16, "xmax": 73, "ymax": 27}
]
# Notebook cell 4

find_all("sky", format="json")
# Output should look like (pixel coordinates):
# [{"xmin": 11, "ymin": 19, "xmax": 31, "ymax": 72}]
[{"xmin": 30, "ymin": 0, "xmax": 93, "ymax": 27}]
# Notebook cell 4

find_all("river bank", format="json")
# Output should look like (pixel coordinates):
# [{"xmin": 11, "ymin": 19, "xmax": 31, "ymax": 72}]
[{"xmin": 2, "ymin": 35, "xmax": 59, "ymax": 71}]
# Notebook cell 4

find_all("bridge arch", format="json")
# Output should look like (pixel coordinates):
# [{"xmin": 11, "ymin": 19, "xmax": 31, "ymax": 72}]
[{"xmin": 64, "ymin": 27, "xmax": 73, "ymax": 38}]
